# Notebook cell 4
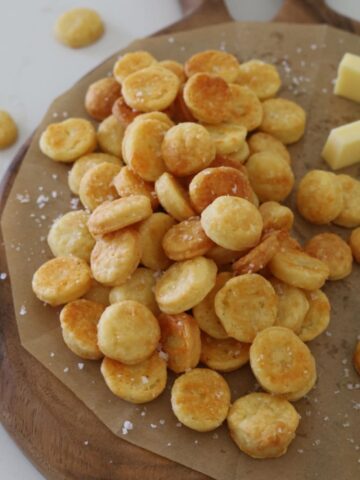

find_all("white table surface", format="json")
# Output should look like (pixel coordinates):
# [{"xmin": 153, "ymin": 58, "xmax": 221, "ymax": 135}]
[{"xmin": 0, "ymin": 1, "xmax": 184, "ymax": 479}]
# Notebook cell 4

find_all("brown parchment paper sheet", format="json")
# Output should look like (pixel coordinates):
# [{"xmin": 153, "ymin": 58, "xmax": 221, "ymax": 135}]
[{"xmin": 1, "ymin": 22, "xmax": 360, "ymax": 480}]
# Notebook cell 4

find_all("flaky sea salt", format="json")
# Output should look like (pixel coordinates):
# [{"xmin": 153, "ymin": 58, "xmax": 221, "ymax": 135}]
[
  {"xmin": 64, "ymin": 367, "xmax": 69, "ymax": 373},
  {"xmin": 78, "ymin": 363, "xmax": 84, "ymax": 370},
  {"xmin": 16, "ymin": 193, "xmax": 30, "ymax": 204},
  {"xmin": 158, "ymin": 350, "xmax": 168, "ymax": 361},
  {"xmin": 19, "ymin": 305, "xmax": 27, "ymax": 316},
  {"xmin": 0, "ymin": 273, "xmax": 7, "ymax": 280},
  {"xmin": 70, "ymin": 198, "xmax": 80, "ymax": 209},
  {"xmin": 124, "ymin": 420, "xmax": 133, "ymax": 430},
  {"xmin": 36, "ymin": 194, "xmax": 49, "ymax": 209}
]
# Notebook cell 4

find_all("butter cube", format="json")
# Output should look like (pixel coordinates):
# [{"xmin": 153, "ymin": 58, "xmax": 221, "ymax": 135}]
[
  {"xmin": 334, "ymin": 53, "xmax": 360, "ymax": 103},
  {"xmin": 322, "ymin": 120, "xmax": 360, "ymax": 170}
]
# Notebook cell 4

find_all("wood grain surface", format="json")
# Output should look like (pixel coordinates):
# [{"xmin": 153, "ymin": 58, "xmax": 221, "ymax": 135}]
[{"xmin": 0, "ymin": 1, "xmax": 358, "ymax": 479}]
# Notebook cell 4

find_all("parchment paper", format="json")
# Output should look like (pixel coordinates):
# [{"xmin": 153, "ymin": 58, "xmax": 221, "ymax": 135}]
[{"xmin": 1, "ymin": 22, "xmax": 360, "ymax": 480}]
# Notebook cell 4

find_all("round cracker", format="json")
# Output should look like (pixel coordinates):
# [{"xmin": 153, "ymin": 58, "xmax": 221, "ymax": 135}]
[
  {"xmin": 47, "ymin": 210, "xmax": 95, "ymax": 262},
  {"xmin": 161, "ymin": 123, "xmax": 216, "ymax": 176},
  {"xmin": 171, "ymin": 368, "xmax": 230, "ymax": 432},
  {"xmin": 98, "ymin": 301, "xmax": 160, "ymax": 364},
  {"xmin": 158, "ymin": 312, "xmax": 201, "ymax": 373},
  {"xmin": 250, "ymin": 326, "xmax": 316, "ymax": 398},
  {"xmin": 90, "ymin": 228, "xmax": 141, "ymax": 287},
  {"xmin": 305, "ymin": 233, "xmax": 352, "ymax": 280},
  {"xmin": 200, "ymin": 333, "xmax": 250, "ymax": 372},
  {"xmin": 298, "ymin": 289, "xmax": 330, "ymax": 342},
  {"xmin": 227, "ymin": 393, "xmax": 300, "ymax": 459},
  {"xmin": 296, "ymin": 170, "xmax": 344, "ymax": 225},
  {"xmin": 122, "ymin": 65, "xmax": 180, "ymax": 112},
  {"xmin": 246, "ymin": 152, "xmax": 294, "ymax": 202},
  {"xmin": 39, "ymin": 118, "xmax": 97, "ymax": 162},
  {"xmin": 201, "ymin": 196, "xmax": 263, "ymax": 251},
  {"xmin": 54, "ymin": 8, "xmax": 104, "ymax": 48},
  {"xmin": 269, "ymin": 248, "xmax": 330, "ymax": 290},
  {"xmin": 215, "ymin": 274, "xmax": 277, "ymax": 343},
  {"xmin": 69, "ymin": 153, "xmax": 122, "ymax": 195},
  {"xmin": 32, "ymin": 256, "xmax": 92, "ymax": 306},
  {"xmin": 155, "ymin": 256, "xmax": 217, "ymax": 314},
  {"xmin": 162, "ymin": 217, "xmax": 214, "ymax": 261},
  {"xmin": 260, "ymin": 98, "xmax": 306, "ymax": 144},
  {"xmin": 185, "ymin": 50, "xmax": 240, "ymax": 82},
  {"xmin": 87, "ymin": 195, "xmax": 152, "ymax": 236},
  {"xmin": 189, "ymin": 166, "xmax": 254, "ymax": 214},
  {"xmin": 138, "ymin": 212, "xmax": 176, "ymax": 271},
  {"xmin": 101, "ymin": 353, "xmax": 167, "ymax": 404},
  {"xmin": 155, "ymin": 173, "xmax": 195, "ymax": 221},
  {"xmin": 60, "ymin": 299, "xmax": 105, "ymax": 359},
  {"xmin": 193, "ymin": 272, "xmax": 231, "ymax": 340},
  {"xmin": 183, "ymin": 73, "xmax": 231, "ymax": 124},
  {"xmin": 79, "ymin": 162, "xmax": 120, "ymax": 211},
  {"xmin": 109, "ymin": 268, "xmax": 158, "ymax": 315},
  {"xmin": 85, "ymin": 77, "xmax": 121, "ymax": 121}
]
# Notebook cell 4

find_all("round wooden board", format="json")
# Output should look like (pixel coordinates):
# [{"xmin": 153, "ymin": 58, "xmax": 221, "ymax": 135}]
[{"xmin": 0, "ymin": 1, "xmax": 358, "ymax": 479}]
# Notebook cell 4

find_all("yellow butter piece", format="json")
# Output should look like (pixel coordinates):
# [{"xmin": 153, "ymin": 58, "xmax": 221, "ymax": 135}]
[
  {"xmin": 322, "ymin": 120, "xmax": 360, "ymax": 170},
  {"xmin": 334, "ymin": 53, "xmax": 360, "ymax": 103}
]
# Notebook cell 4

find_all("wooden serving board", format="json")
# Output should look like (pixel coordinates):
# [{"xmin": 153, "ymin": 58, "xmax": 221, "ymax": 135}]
[{"xmin": 0, "ymin": 1, "xmax": 358, "ymax": 479}]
